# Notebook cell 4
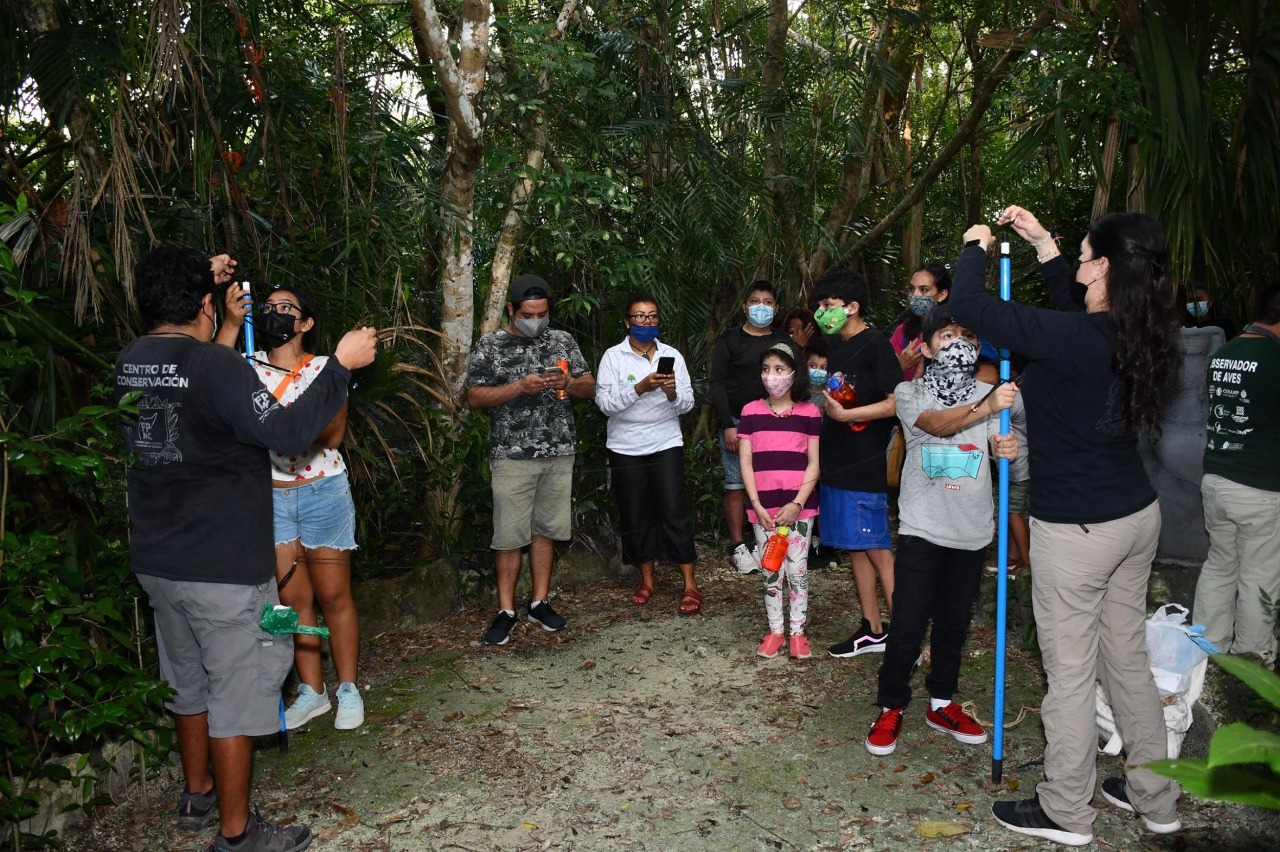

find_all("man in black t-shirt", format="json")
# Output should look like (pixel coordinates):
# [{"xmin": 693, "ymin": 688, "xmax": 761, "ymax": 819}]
[
  {"xmin": 116, "ymin": 247, "xmax": 376, "ymax": 852},
  {"xmin": 810, "ymin": 271, "xmax": 904, "ymax": 658},
  {"xmin": 709, "ymin": 281, "xmax": 789, "ymax": 573}
]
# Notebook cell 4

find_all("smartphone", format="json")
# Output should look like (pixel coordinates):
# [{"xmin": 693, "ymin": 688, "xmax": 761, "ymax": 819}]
[
  {"xmin": 656, "ymin": 356, "xmax": 674, "ymax": 375},
  {"xmin": 540, "ymin": 367, "xmax": 564, "ymax": 379}
]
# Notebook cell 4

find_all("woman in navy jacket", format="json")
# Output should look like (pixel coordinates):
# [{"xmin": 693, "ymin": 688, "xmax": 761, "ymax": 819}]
[{"xmin": 950, "ymin": 206, "xmax": 1183, "ymax": 846}]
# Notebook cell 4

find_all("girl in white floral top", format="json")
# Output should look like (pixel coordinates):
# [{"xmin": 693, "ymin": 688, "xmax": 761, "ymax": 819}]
[{"xmin": 222, "ymin": 284, "xmax": 365, "ymax": 731}]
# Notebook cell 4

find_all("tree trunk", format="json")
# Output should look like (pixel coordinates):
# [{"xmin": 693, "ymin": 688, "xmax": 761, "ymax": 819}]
[
  {"xmin": 411, "ymin": 0, "xmax": 492, "ymax": 394},
  {"xmin": 1091, "ymin": 112, "xmax": 1122, "ymax": 220},
  {"xmin": 19, "ymin": 0, "xmax": 107, "ymax": 181},
  {"xmin": 1126, "ymin": 139, "xmax": 1146, "ymax": 213},
  {"xmin": 482, "ymin": 0, "xmax": 580, "ymax": 337},
  {"xmin": 761, "ymin": 0, "xmax": 805, "ymax": 289},
  {"xmin": 842, "ymin": 5, "xmax": 1057, "ymax": 260}
]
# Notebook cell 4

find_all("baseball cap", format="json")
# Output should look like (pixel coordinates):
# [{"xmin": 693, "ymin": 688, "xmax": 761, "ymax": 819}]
[{"xmin": 509, "ymin": 274, "xmax": 551, "ymax": 306}]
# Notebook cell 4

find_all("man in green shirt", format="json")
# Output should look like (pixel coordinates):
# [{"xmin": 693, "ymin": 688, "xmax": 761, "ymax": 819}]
[{"xmin": 1194, "ymin": 283, "xmax": 1280, "ymax": 665}]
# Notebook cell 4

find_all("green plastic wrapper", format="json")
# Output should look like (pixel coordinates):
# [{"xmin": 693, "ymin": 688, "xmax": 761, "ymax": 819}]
[{"xmin": 259, "ymin": 603, "xmax": 331, "ymax": 637}]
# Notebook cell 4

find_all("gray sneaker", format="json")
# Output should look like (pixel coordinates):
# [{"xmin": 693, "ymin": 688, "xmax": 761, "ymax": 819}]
[
  {"xmin": 176, "ymin": 787, "xmax": 217, "ymax": 830},
  {"xmin": 213, "ymin": 808, "xmax": 312, "ymax": 852},
  {"xmin": 283, "ymin": 684, "xmax": 330, "ymax": 730},
  {"xmin": 334, "ymin": 682, "xmax": 364, "ymax": 730}
]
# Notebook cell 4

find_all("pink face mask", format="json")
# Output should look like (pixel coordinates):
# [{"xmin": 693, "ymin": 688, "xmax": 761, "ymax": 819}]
[{"xmin": 762, "ymin": 373, "xmax": 794, "ymax": 399}]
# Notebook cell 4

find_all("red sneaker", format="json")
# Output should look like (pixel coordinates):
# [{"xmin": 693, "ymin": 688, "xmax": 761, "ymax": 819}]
[
  {"xmin": 865, "ymin": 707, "xmax": 904, "ymax": 755},
  {"xmin": 926, "ymin": 701, "xmax": 988, "ymax": 744},
  {"xmin": 789, "ymin": 635, "xmax": 811, "ymax": 660},
  {"xmin": 757, "ymin": 633, "xmax": 785, "ymax": 658}
]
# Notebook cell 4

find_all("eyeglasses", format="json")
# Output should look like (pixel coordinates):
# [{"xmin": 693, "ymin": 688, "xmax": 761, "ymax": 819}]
[
  {"xmin": 261, "ymin": 302, "xmax": 301, "ymax": 316},
  {"xmin": 628, "ymin": 313, "xmax": 659, "ymax": 323}
]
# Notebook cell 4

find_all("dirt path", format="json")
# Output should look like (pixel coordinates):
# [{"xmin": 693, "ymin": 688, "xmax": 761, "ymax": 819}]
[{"xmin": 68, "ymin": 556, "xmax": 1278, "ymax": 851}]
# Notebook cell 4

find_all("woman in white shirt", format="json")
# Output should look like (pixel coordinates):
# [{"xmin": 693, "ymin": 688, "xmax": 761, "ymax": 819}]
[
  {"xmin": 594, "ymin": 295, "xmax": 701, "ymax": 615},
  {"xmin": 232, "ymin": 286, "xmax": 365, "ymax": 731}
]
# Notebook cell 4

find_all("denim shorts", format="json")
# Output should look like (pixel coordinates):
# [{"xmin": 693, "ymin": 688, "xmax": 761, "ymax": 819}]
[
  {"xmin": 272, "ymin": 471, "xmax": 358, "ymax": 551},
  {"xmin": 819, "ymin": 485, "xmax": 892, "ymax": 551},
  {"xmin": 718, "ymin": 418, "xmax": 744, "ymax": 491},
  {"xmin": 137, "ymin": 574, "xmax": 293, "ymax": 738}
]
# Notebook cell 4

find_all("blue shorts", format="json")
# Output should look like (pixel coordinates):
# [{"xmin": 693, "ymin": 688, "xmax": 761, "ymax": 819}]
[
  {"xmin": 719, "ymin": 418, "xmax": 744, "ymax": 491},
  {"xmin": 272, "ymin": 472, "xmax": 358, "ymax": 551},
  {"xmin": 819, "ymin": 486, "xmax": 891, "ymax": 551}
]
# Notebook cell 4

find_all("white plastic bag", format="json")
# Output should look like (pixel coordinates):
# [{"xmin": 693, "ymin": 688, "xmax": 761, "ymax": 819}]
[
  {"xmin": 1145, "ymin": 604, "xmax": 1210, "ymax": 697},
  {"xmin": 1096, "ymin": 660, "xmax": 1205, "ymax": 759},
  {"xmin": 1095, "ymin": 603, "xmax": 1215, "ymax": 759}
]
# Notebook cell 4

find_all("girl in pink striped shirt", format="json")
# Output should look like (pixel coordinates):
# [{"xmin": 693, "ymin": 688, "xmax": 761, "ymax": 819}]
[{"xmin": 738, "ymin": 342, "xmax": 822, "ymax": 659}]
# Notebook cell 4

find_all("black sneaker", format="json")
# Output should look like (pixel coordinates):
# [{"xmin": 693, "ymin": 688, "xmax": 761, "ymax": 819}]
[
  {"xmin": 991, "ymin": 797, "xmax": 1092, "ymax": 846},
  {"xmin": 528, "ymin": 600, "xmax": 566, "ymax": 632},
  {"xmin": 177, "ymin": 787, "xmax": 217, "ymax": 830},
  {"xmin": 1101, "ymin": 776, "xmax": 1181, "ymax": 834},
  {"xmin": 483, "ymin": 610, "xmax": 518, "ymax": 645},
  {"xmin": 826, "ymin": 619, "xmax": 889, "ymax": 657},
  {"xmin": 213, "ymin": 808, "xmax": 312, "ymax": 852}
]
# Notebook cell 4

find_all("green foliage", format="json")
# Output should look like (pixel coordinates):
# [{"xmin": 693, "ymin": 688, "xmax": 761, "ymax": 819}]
[
  {"xmin": 0, "ymin": 248, "xmax": 170, "ymax": 845},
  {"xmin": 1140, "ymin": 653, "xmax": 1280, "ymax": 810}
]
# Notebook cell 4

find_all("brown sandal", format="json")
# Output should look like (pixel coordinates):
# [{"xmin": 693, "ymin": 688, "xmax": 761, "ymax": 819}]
[
  {"xmin": 630, "ymin": 585, "xmax": 654, "ymax": 606},
  {"xmin": 678, "ymin": 588, "xmax": 702, "ymax": 616}
]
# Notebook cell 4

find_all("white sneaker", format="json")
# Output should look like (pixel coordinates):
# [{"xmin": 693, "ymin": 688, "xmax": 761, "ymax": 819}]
[
  {"xmin": 731, "ymin": 543, "xmax": 760, "ymax": 575},
  {"xmin": 334, "ymin": 682, "xmax": 364, "ymax": 730},
  {"xmin": 284, "ymin": 683, "xmax": 331, "ymax": 730}
]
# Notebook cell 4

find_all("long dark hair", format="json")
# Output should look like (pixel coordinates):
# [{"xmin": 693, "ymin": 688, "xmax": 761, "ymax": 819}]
[
  {"xmin": 1088, "ymin": 213, "xmax": 1181, "ymax": 436},
  {"xmin": 900, "ymin": 263, "xmax": 952, "ymax": 341}
]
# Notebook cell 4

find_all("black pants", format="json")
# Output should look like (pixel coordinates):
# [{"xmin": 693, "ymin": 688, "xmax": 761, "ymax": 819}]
[
  {"xmin": 609, "ymin": 446, "xmax": 697, "ymax": 566},
  {"xmin": 876, "ymin": 535, "xmax": 984, "ymax": 709}
]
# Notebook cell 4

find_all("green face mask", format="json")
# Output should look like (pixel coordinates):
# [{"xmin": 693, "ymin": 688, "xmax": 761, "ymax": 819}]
[{"xmin": 813, "ymin": 306, "xmax": 849, "ymax": 335}]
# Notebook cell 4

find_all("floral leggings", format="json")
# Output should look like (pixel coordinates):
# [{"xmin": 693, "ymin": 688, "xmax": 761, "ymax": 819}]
[{"xmin": 751, "ymin": 518, "xmax": 814, "ymax": 636}]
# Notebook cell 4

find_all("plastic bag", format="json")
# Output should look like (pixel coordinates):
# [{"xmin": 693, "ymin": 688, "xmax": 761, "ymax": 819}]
[
  {"xmin": 1095, "ymin": 603, "xmax": 1218, "ymax": 759},
  {"xmin": 1096, "ymin": 661, "xmax": 1205, "ymax": 759},
  {"xmin": 1145, "ymin": 604, "xmax": 1212, "ymax": 697},
  {"xmin": 259, "ymin": 602, "xmax": 331, "ymax": 637}
]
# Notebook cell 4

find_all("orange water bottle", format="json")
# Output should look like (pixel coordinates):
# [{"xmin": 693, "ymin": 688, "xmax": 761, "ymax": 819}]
[
  {"xmin": 555, "ymin": 358, "xmax": 569, "ymax": 400},
  {"xmin": 759, "ymin": 526, "xmax": 791, "ymax": 573},
  {"xmin": 826, "ymin": 372, "xmax": 868, "ymax": 432}
]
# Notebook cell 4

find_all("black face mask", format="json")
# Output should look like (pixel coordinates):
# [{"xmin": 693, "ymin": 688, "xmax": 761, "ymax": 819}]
[
  {"xmin": 1068, "ymin": 260, "xmax": 1088, "ymax": 306},
  {"xmin": 260, "ymin": 310, "xmax": 301, "ymax": 348}
]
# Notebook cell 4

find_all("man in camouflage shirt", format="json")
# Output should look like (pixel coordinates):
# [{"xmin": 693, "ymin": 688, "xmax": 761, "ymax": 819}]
[{"xmin": 466, "ymin": 274, "xmax": 596, "ymax": 645}]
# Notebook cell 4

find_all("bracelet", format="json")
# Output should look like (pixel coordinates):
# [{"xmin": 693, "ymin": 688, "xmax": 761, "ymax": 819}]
[
  {"xmin": 791, "ymin": 501, "xmax": 804, "ymax": 510},
  {"xmin": 1030, "ymin": 234, "xmax": 1053, "ymax": 247}
]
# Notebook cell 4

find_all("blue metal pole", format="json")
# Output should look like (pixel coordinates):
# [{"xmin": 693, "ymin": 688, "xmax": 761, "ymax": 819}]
[
  {"xmin": 241, "ymin": 281, "xmax": 256, "ymax": 361},
  {"xmin": 992, "ymin": 241, "xmax": 1012, "ymax": 784}
]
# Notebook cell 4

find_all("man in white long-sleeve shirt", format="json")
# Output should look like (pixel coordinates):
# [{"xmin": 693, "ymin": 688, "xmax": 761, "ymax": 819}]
[{"xmin": 594, "ymin": 294, "xmax": 703, "ymax": 615}]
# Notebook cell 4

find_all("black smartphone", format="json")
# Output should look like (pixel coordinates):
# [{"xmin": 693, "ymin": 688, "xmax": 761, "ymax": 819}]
[{"xmin": 656, "ymin": 356, "xmax": 675, "ymax": 375}]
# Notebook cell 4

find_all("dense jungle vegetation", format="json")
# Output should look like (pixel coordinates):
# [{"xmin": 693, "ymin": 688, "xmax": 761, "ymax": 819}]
[{"xmin": 1, "ymin": 0, "xmax": 1277, "ymax": 843}]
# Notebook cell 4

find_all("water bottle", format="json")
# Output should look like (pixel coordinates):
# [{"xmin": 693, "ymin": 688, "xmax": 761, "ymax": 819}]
[
  {"xmin": 555, "ymin": 359, "xmax": 569, "ymax": 400},
  {"xmin": 759, "ymin": 525, "xmax": 791, "ymax": 573},
  {"xmin": 825, "ymin": 371, "xmax": 868, "ymax": 432}
]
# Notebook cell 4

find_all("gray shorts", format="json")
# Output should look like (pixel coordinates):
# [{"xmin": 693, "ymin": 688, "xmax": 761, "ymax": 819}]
[
  {"xmin": 137, "ymin": 574, "xmax": 293, "ymax": 738},
  {"xmin": 490, "ymin": 455, "xmax": 575, "ymax": 550},
  {"xmin": 1009, "ymin": 478, "xmax": 1030, "ymax": 517}
]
